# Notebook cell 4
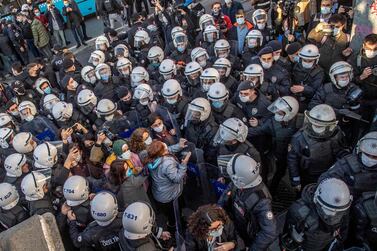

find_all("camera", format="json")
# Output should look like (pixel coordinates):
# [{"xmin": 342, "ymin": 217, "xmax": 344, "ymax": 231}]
[
  {"xmin": 99, "ymin": 127, "xmax": 114, "ymax": 140},
  {"xmin": 372, "ymin": 65, "xmax": 377, "ymax": 76}
]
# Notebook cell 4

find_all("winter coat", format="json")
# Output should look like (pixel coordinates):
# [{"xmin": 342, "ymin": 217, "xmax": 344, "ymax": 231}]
[
  {"xmin": 31, "ymin": 18, "xmax": 50, "ymax": 48},
  {"xmin": 45, "ymin": 7, "xmax": 65, "ymax": 31}
]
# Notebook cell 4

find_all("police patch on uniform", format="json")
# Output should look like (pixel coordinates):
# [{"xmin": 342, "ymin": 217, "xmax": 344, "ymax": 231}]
[
  {"xmin": 251, "ymin": 108, "xmax": 258, "ymax": 115},
  {"xmin": 287, "ymin": 144, "xmax": 292, "ymax": 152},
  {"xmin": 266, "ymin": 211, "xmax": 274, "ymax": 220},
  {"xmin": 271, "ymin": 76, "xmax": 277, "ymax": 83},
  {"xmin": 77, "ymin": 235, "xmax": 82, "ymax": 242}
]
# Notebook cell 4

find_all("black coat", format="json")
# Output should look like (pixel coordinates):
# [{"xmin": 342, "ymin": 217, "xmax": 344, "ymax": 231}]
[{"xmin": 45, "ymin": 7, "xmax": 65, "ymax": 31}]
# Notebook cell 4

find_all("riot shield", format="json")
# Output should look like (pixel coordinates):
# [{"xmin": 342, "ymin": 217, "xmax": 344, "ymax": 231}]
[{"xmin": 155, "ymin": 105, "xmax": 182, "ymax": 139}]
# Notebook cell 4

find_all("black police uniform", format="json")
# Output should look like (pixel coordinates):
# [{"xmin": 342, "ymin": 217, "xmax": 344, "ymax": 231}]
[
  {"xmin": 211, "ymin": 101, "xmax": 245, "ymax": 125},
  {"xmin": 27, "ymin": 194, "xmax": 55, "ymax": 216},
  {"xmin": 288, "ymin": 127, "xmax": 349, "ymax": 189},
  {"xmin": 0, "ymin": 203, "xmax": 29, "ymax": 231},
  {"xmin": 218, "ymin": 140, "xmax": 261, "ymax": 165}
]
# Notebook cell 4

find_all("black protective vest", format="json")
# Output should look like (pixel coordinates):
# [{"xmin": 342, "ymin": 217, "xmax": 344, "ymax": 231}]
[{"xmin": 323, "ymin": 83, "xmax": 348, "ymax": 109}]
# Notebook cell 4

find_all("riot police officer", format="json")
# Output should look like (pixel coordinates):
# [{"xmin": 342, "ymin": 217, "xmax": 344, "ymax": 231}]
[
  {"xmin": 193, "ymin": 68, "xmax": 220, "ymax": 99},
  {"xmin": 213, "ymin": 58, "xmax": 238, "ymax": 95},
  {"xmin": 77, "ymin": 89, "xmax": 98, "ymax": 125},
  {"xmin": 93, "ymin": 63, "xmax": 119, "ymax": 100},
  {"xmin": 52, "ymin": 101, "xmax": 89, "ymax": 128},
  {"xmin": 243, "ymin": 29, "xmax": 264, "ymax": 66},
  {"xmin": 183, "ymin": 61, "xmax": 203, "ymax": 97},
  {"xmin": 0, "ymin": 182, "xmax": 29, "ymax": 231},
  {"xmin": 319, "ymin": 131, "xmax": 377, "ymax": 199},
  {"xmin": 248, "ymin": 96, "xmax": 301, "ymax": 195},
  {"xmin": 251, "ymin": 9, "xmax": 274, "ymax": 45},
  {"xmin": 131, "ymin": 30, "xmax": 151, "ymax": 67},
  {"xmin": 12, "ymin": 132, "xmax": 38, "ymax": 156},
  {"xmin": 88, "ymin": 50, "xmax": 106, "ymax": 68},
  {"xmin": 81, "ymin": 65, "xmax": 98, "ymax": 87},
  {"xmin": 169, "ymin": 32, "xmax": 192, "ymax": 66},
  {"xmin": 213, "ymin": 39, "xmax": 241, "ymax": 71},
  {"xmin": 116, "ymin": 58, "xmax": 133, "ymax": 87},
  {"xmin": 146, "ymin": 46, "xmax": 164, "ymax": 80},
  {"xmin": 219, "ymin": 154, "xmax": 278, "ymax": 250},
  {"xmin": 288, "ymin": 104, "xmax": 349, "ymax": 191},
  {"xmin": 3, "ymin": 153, "xmax": 29, "ymax": 195},
  {"xmin": 291, "ymin": 44, "xmax": 325, "ymax": 112},
  {"xmin": 207, "ymin": 82, "xmax": 244, "ymax": 124},
  {"xmin": 283, "ymin": 178, "xmax": 352, "ymax": 251},
  {"xmin": 69, "ymin": 192, "xmax": 123, "ymax": 250},
  {"xmin": 191, "ymin": 47, "xmax": 212, "ymax": 68},
  {"xmin": 0, "ymin": 127, "xmax": 16, "ymax": 161}
]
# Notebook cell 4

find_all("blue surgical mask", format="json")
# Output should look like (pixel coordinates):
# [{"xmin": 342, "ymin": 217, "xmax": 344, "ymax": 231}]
[
  {"xmin": 177, "ymin": 46, "xmax": 185, "ymax": 53},
  {"xmin": 101, "ymin": 74, "xmax": 110, "ymax": 81},
  {"xmin": 35, "ymin": 12, "xmax": 40, "ymax": 17},
  {"xmin": 44, "ymin": 87, "xmax": 52, "ymax": 94},
  {"xmin": 212, "ymin": 101, "xmax": 224, "ymax": 108},
  {"xmin": 293, "ymin": 55, "xmax": 300, "ymax": 63},
  {"xmin": 320, "ymin": 7, "xmax": 331, "ymax": 15}
]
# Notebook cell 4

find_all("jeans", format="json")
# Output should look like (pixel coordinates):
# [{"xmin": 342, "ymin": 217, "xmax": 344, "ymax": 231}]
[
  {"xmin": 71, "ymin": 26, "xmax": 84, "ymax": 45},
  {"xmin": 26, "ymin": 38, "xmax": 41, "ymax": 57},
  {"xmin": 108, "ymin": 13, "xmax": 124, "ymax": 29},
  {"xmin": 0, "ymin": 53, "xmax": 17, "ymax": 74},
  {"xmin": 135, "ymin": 0, "xmax": 149, "ymax": 14},
  {"xmin": 39, "ymin": 45, "xmax": 53, "ymax": 58},
  {"xmin": 53, "ymin": 29, "xmax": 66, "ymax": 47}
]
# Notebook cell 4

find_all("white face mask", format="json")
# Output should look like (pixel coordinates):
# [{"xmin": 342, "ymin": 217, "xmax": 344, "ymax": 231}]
[
  {"xmin": 239, "ymin": 95, "xmax": 249, "ymax": 103},
  {"xmin": 166, "ymin": 98, "xmax": 177, "ymax": 104},
  {"xmin": 302, "ymin": 61, "xmax": 314, "ymax": 69},
  {"xmin": 337, "ymin": 79, "xmax": 349, "ymax": 88},
  {"xmin": 198, "ymin": 59, "xmax": 207, "ymax": 67},
  {"xmin": 273, "ymin": 55, "xmax": 280, "ymax": 61},
  {"xmin": 24, "ymin": 115, "xmax": 34, "ymax": 122},
  {"xmin": 10, "ymin": 110, "xmax": 19, "ymax": 116},
  {"xmin": 208, "ymin": 225, "xmax": 224, "ymax": 238},
  {"xmin": 332, "ymin": 28, "xmax": 340, "ymax": 36},
  {"xmin": 248, "ymin": 39, "xmax": 258, "ymax": 48},
  {"xmin": 365, "ymin": 49, "xmax": 377, "ymax": 59},
  {"xmin": 153, "ymin": 124, "xmax": 164, "ymax": 133},
  {"xmin": 202, "ymin": 83, "xmax": 211, "ymax": 92},
  {"xmin": 104, "ymin": 114, "xmax": 114, "ymax": 121},
  {"xmin": 320, "ymin": 6, "xmax": 331, "ymax": 15},
  {"xmin": 120, "ymin": 150, "xmax": 131, "ymax": 160},
  {"xmin": 89, "ymin": 76, "xmax": 97, "ymax": 84},
  {"xmin": 261, "ymin": 61, "xmax": 272, "ymax": 69},
  {"xmin": 236, "ymin": 17, "xmax": 245, "ymax": 25},
  {"xmin": 144, "ymin": 136, "xmax": 152, "ymax": 145},
  {"xmin": 139, "ymin": 99, "xmax": 149, "ymax": 106},
  {"xmin": 257, "ymin": 23, "xmax": 266, "ymax": 30},
  {"xmin": 274, "ymin": 113, "xmax": 285, "ymax": 122},
  {"xmin": 361, "ymin": 153, "xmax": 377, "ymax": 167},
  {"xmin": 71, "ymin": 80, "xmax": 79, "ymax": 89},
  {"xmin": 312, "ymin": 125, "xmax": 325, "ymax": 134}
]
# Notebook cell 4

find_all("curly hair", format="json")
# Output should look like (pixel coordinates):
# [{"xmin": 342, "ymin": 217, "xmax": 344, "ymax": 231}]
[
  {"xmin": 129, "ymin": 128, "xmax": 149, "ymax": 154},
  {"xmin": 188, "ymin": 204, "xmax": 230, "ymax": 240}
]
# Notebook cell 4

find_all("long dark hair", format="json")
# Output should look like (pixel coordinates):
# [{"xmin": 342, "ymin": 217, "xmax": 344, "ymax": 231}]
[{"xmin": 108, "ymin": 160, "xmax": 126, "ymax": 186}]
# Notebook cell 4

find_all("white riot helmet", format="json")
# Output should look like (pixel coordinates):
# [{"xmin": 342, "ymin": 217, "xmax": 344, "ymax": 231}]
[
  {"xmin": 304, "ymin": 104, "xmax": 338, "ymax": 137},
  {"xmin": 114, "ymin": 44, "xmax": 129, "ymax": 58},
  {"xmin": 356, "ymin": 131, "xmax": 377, "ymax": 168},
  {"xmin": 162, "ymin": 79, "xmax": 182, "ymax": 104},
  {"xmin": 117, "ymin": 58, "xmax": 133, "ymax": 77},
  {"xmin": 0, "ymin": 113, "xmax": 14, "ymax": 128},
  {"xmin": 90, "ymin": 192, "xmax": 118, "ymax": 226},
  {"xmin": 95, "ymin": 35, "xmax": 110, "ymax": 50},
  {"xmin": 35, "ymin": 77, "xmax": 51, "ymax": 95},
  {"xmin": 148, "ymin": 46, "xmax": 164, "ymax": 64},
  {"xmin": 191, "ymin": 47, "xmax": 209, "ymax": 68},
  {"xmin": 314, "ymin": 178, "xmax": 352, "ymax": 225},
  {"xmin": 207, "ymin": 82, "xmax": 229, "ymax": 103},
  {"xmin": 173, "ymin": 32, "xmax": 188, "ymax": 50},
  {"xmin": 171, "ymin": 26, "xmax": 184, "ymax": 39},
  {"xmin": 203, "ymin": 25, "xmax": 219, "ymax": 43},
  {"xmin": 214, "ymin": 118, "xmax": 248, "ymax": 145},
  {"xmin": 185, "ymin": 98, "xmax": 211, "ymax": 126},
  {"xmin": 52, "ymin": 101, "xmax": 73, "ymax": 121},
  {"xmin": 81, "ymin": 65, "xmax": 97, "ymax": 84},
  {"xmin": 214, "ymin": 39, "xmax": 230, "ymax": 58},
  {"xmin": 299, "ymin": 44, "xmax": 320, "ymax": 68},
  {"xmin": 246, "ymin": 29, "xmax": 264, "ymax": 48},
  {"xmin": 134, "ymin": 30, "xmax": 150, "ymax": 48},
  {"xmin": 96, "ymin": 99, "xmax": 117, "ymax": 118},
  {"xmin": 43, "ymin": 94, "xmax": 60, "ymax": 113},
  {"xmin": 243, "ymin": 64, "xmax": 264, "ymax": 85},
  {"xmin": 0, "ymin": 127, "xmax": 14, "ymax": 149},
  {"xmin": 4, "ymin": 153, "xmax": 27, "ymax": 178},
  {"xmin": 159, "ymin": 59, "xmax": 177, "ymax": 80},
  {"xmin": 33, "ymin": 142, "xmax": 58, "ymax": 169},
  {"xmin": 88, "ymin": 50, "xmax": 105, "ymax": 66},
  {"xmin": 131, "ymin": 67, "xmax": 149, "ymax": 87},
  {"xmin": 329, "ymin": 61, "xmax": 353, "ymax": 89},
  {"xmin": 199, "ymin": 14, "xmax": 215, "ymax": 31},
  {"xmin": 133, "ymin": 84, "xmax": 154, "ymax": 106},
  {"xmin": 95, "ymin": 63, "xmax": 112, "ymax": 81},
  {"xmin": 77, "ymin": 89, "xmax": 97, "ymax": 114},
  {"xmin": 252, "ymin": 9, "xmax": 268, "ymax": 29},
  {"xmin": 13, "ymin": 132, "xmax": 37, "ymax": 154},
  {"xmin": 213, "ymin": 58, "xmax": 231, "ymax": 78},
  {"xmin": 21, "ymin": 171, "xmax": 48, "ymax": 201},
  {"xmin": 227, "ymin": 154, "xmax": 262, "ymax": 189},
  {"xmin": 123, "ymin": 202, "xmax": 155, "ymax": 239},
  {"xmin": 18, "ymin": 101, "xmax": 37, "ymax": 122},
  {"xmin": 63, "ymin": 176, "xmax": 89, "ymax": 207},
  {"xmin": 268, "ymin": 96, "xmax": 299, "ymax": 122},
  {"xmin": 200, "ymin": 68, "xmax": 220, "ymax": 92},
  {"xmin": 0, "ymin": 183, "xmax": 19, "ymax": 210},
  {"xmin": 185, "ymin": 61, "xmax": 203, "ymax": 86}
]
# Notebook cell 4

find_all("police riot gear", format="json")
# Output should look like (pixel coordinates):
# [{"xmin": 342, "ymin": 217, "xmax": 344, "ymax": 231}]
[
  {"xmin": 91, "ymin": 192, "xmax": 118, "ymax": 226},
  {"xmin": 63, "ymin": 175, "xmax": 89, "ymax": 207},
  {"xmin": 33, "ymin": 142, "xmax": 58, "ymax": 169},
  {"xmin": 159, "ymin": 59, "xmax": 177, "ymax": 80},
  {"xmin": 184, "ymin": 61, "xmax": 203, "ymax": 88},
  {"xmin": 147, "ymin": 46, "xmax": 164, "ymax": 65},
  {"xmin": 245, "ymin": 29, "xmax": 263, "ymax": 49},
  {"xmin": 88, "ymin": 50, "xmax": 106, "ymax": 67},
  {"xmin": 161, "ymin": 79, "xmax": 182, "ymax": 104},
  {"xmin": 18, "ymin": 101, "xmax": 37, "ymax": 122},
  {"xmin": 243, "ymin": 64, "xmax": 264, "ymax": 86},
  {"xmin": 131, "ymin": 66, "xmax": 149, "ymax": 88},
  {"xmin": 96, "ymin": 99, "xmax": 117, "ymax": 120},
  {"xmin": 4, "ymin": 153, "xmax": 27, "ymax": 178},
  {"xmin": 81, "ymin": 65, "xmax": 97, "ymax": 84},
  {"xmin": 52, "ymin": 101, "xmax": 74, "ymax": 122},
  {"xmin": 133, "ymin": 84, "xmax": 154, "ymax": 106},
  {"xmin": 35, "ymin": 78, "xmax": 52, "ymax": 95},
  {"xmin": 116, "ymin": 58, "xmax": 133, "ymax": 77},
  {"xmin": 213, "ymin": 58, "xmax": 231, "ymax": 78},
  {"xmin": 95, "ymin": 63, "xmax": 112, "ymax": 82},
  {"xmin": 191, "ymin": 47, "xmax": 210, "ymax": 68},
  {"xmin": 200, "ymin": 68, "xmax": 220, "ymax": 92},
  {"xmin": 0, "ymin": 182, "xmax": 20, "ymax": 210},
  {"xmin": 77, "ymin": 89, "xmax": 98, "ymax": 115},
  {"xmin": 21, "ymin": 171, "xmax": 48, "ymax": 201},
  {"xmin": 268, "ymin": 96, "xmax": 299, "ymax": 122},
  {"xmin": 329, "ymin": 61, "xmax": 353, "ymax": 89},
  {"xmin": 42, "ymin": 94, "xmax": 60, "ymax": 114},
  {"xmin": 199, "ymin": 14, "xmax": 215, "ymax": 31},
  {"xmin": 0, "ymin": 127, "xmax": 14, "ymax": 149},
  {"xmin": 0, "ymin": 113, "xmax": 15, "ymax": 128},
  {"xmin": 214, "ymin": 117, "xmax": 248, "ymax": 145},
  {"xmin": 12, "ymin": 132, "xmax": 37, "ymax": 154},
  {"xmin": 203, "ymin": 25, "xmax": 219, "ymax": 43},
  {"xmin": 134, "ymin": 30, "xmax": 150, "ymax": 49},
  {"xmin": 304, "ymin": 104, "xmax": 338, "ymax": 138},
  {"xmin": 95, "ymin": 35, "xmax": 110, "ymax": 51},
  {"xmin": 214, "ymin": 39, "xmax": 230, "ymax": 58},
  {"xmin": 114, "ymin": 44, "xmax": 130, "ymax": 58},
  {"xmin": 122, "ymin": 202, "xmax": 155, "ymax": 239}
]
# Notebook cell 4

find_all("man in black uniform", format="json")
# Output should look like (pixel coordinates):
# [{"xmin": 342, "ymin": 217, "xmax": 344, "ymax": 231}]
[{"xmin": 219, "ymin": 154, "xmax": 278, "ymax": 250}]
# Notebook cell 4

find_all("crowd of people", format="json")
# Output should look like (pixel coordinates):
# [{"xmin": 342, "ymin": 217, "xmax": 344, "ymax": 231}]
[{"xmin": 0, "ymin": 0, "xmax": 377, "ymax": 250}]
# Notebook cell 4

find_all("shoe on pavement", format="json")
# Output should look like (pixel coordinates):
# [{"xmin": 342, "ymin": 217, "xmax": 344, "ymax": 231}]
[
  {"xmin": 76, "ymin": 44, "xmax": 81, "ymax": 49},
  {"xmin": 82, "ymin": 42, "xmax": 87, "ymax": 46}
]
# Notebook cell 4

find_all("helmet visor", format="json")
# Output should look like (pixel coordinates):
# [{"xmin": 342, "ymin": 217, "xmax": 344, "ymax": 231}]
[
  {"xmin": 115, "ymin": 47, "xmax": 127, "ymax": 57},
  {"xmin": 268, "ymin": 97, "xmax": 292, "ymax": 114}
]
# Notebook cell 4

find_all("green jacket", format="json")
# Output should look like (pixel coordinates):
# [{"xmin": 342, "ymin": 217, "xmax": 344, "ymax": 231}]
[{"xmin": 31, "ymin": 19, "xmax": 50, "ymax": 48}]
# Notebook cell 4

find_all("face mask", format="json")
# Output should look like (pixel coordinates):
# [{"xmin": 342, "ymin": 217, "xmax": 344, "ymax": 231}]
[
  {"xmin": 337, "ymin": 79, "xmax": 349, "ymax": 87},
  {"xmin": 71, "ymin": 80, "xmax": 79, "ymax": 89},
  {"xmin": 166, "ymin": 98, "xmax": 177, "ymax": 104},
  {"xmin": 332, "ymin": 28, "xmax": 340, "ymax": 36},
  {"xmin": 120, "ymin": 150, "xmax": 131, "ymax": 160},
  {"xmin": 261, "ymin": 61, "xmax": 272, "ymax": 69},
  {"xmin": 320, "ymin": 7, "xmax": 331, "ymax": 15},
  {"xmin": 365, "ymin": 49, "xmax": 377, "ymax": 59},
  {"xmin": 302, "ymin": 61, "xmax": 314, "ymax": 69},
  {"xmin": 153, "ymin": 124, "xmax": 164, "ymax": 133},
  {"xmin": 236, "ymin": 17, "xmax": 245, "ymax": 25},
  {"xmin": 89, "ymin": 76, "xmax": 97, "ymax": 84},
  {"xmin": 198, "ymin": 59, "xmax": 207, "ymax": 67},
  {"xmin": 144, "ymin": 136, "xmax": 152, "ymax": 145},
  {"xmin": 10, "ymin": 110, "xmax": 19, "ymax": 116},
  {"xmin": 361, "ymin": 153, "xmax": 377, "ymax": 167},
  {"xmin": 35, "ymin": 12, "xmax": 40, "ymax": 17},
  {"xmin": 104, "ymin": 114, "xmax": 114, "ymax": 121},
  {"xmin": 257, "ymin": 23, "xmax": 266, "ymax": 30},
  {"xmin": 177, "ymin": 45, "xmax": 185, "ymax": 53},
  {"xmin": 139, "ymin": 99, "xmax": 149, "ymax": 106},
  {"xmin": 293, "ymin": 56, "xmax": 300, "ymax": 63},
  {"xmin": 101, "ymin": 74, "xmax": 110, "ymax": 82},
  {"xmin": 239, "ymin": 95, "xmax": 249, "ymax": 103},
  {"xmin": 274, "ymin": 113, "xmax": 285, "ymax": 122},
  {"xmin": 248, "ymin": 39, "xmax": 258, "ymax": 48},
  {"xmin": 312, "ymin": 125, "xmax": 325, "ymax": 134},
  {"xmin": 202, "ymin": 83, "xmax": 211, "ymax": 92},
  {"xmin": 44, "ymin": 87, "xmax": 52, "ymax": 94},
  {"xmin": 212, "ymin": 10, "xmax": 220, "ymax": 16},
  {"xmin": 24, "ymin": 115, "xmax": 34, "ymax": 122},
  {"xmin": 150, "ymin": 63, "xmax": 160, "ymax": 68},
  {"xmin": 212, "ymin": 101, "xmax": 224, "ymax": 109},
  {"xmin": 209, "ymin": 225, "xmax": 223, "ymax": 238},
  {"xmin": 273, "ymin": 55, "xmax": 280, "ymax": 61},
  {"xmin": 93, "ymin": 61, "xmax": 99, "ymax": 66}
]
